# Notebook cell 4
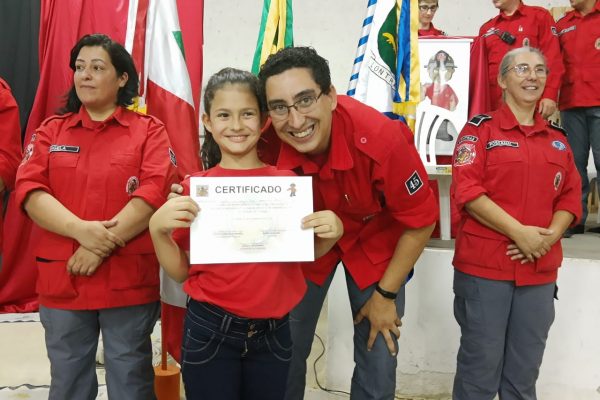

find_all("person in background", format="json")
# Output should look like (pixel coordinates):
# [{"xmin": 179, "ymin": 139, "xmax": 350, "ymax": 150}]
[
  {"xmin": 258, "ymin": 47, "xmax": 438, "ymax": 400},
  {"xmin": 451, "ymin": 47, "xmax": 580, "ymax": 400},
  {"xmin": 479, "ymin": 0, "xmax": 564, "ymax": 119},
  {"xmin": 418, "ymin": 0, "xmax": 447, "ymax": 36},
  {"xmin": 0, "ymin": 77, "xmax": 22, "ymax": 261},
  {"xmin": 557, "ymin": 0, "xmax": 600, "ymax": 237},
  {"xmin": 150, "ymin": 67, "xmax": 343, "ymax": 400},
  {"xmin": 15, "ymin": 34, "xmax": 177, "ymax": 400}
]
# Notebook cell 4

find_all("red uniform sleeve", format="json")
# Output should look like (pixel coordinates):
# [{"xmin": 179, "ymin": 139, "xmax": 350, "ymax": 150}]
[
  {"xmin": 0, "ymin": 81, "xmax": 23, "ymax": 191},
  {"xmin": 14, "ymin": 123, "xmax": 55, "ymax": 211},
  {"xmin": 131, "ymin": 118, "xmax": 178, "ymax": 210},
  {"xmin": 450, "ymin": 123, "xmax": 489, "ymax": 212},
  {"xmin": 538, "ymin": 10, "xmax": 565, "ymax": 102},
  {"xmin": 555, "ymin": 141, "xmax": 583, "ymax": 224},
  {"xmin": 372, "ymin": 121, "xmax": 439, "ymax": 229}
]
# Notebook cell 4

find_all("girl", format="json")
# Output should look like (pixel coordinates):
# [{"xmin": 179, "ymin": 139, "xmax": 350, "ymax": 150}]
[{"xmin": 149, "ymin": 67, "xmax": 343, "ymax": 400}]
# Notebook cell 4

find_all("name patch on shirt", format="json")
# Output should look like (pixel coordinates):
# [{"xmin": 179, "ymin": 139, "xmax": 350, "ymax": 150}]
[
  {"xmin": 457, "ymin": 135, "xmax": 478, "ymax": 145},
  {"xmin": 558, "ymin": 25, "xmax": 576, "ymax": 36},
  {"xmin": 486, "ymin": 140, "xmax": 519, "ymax": 150},
  {"xmin": 49, "ymin": 145, "xmax": 80, "ymax": 153},
  {"xmin": 552, "ymin": 140, "xmax": 567, "ymax": 151},
  {"xmin": 405, "ymin": 171, "xmax": 424, "ymax": 195}
]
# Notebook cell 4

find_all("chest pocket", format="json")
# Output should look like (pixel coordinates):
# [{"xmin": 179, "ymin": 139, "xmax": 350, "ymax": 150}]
[
  {"xmin": 543, "ymin": 149, "xmax": 568, "ymax": 192},
  {"xmin": 486, "ymin": 146, "xmax": 524, "ymax": 165},
  {"xmin": 107, "ymin": 153, "xmax": 142, "ymax": 203},
  {"xmin": 48, "ymin": 154, "xmax": 80, "ymax": 191}
]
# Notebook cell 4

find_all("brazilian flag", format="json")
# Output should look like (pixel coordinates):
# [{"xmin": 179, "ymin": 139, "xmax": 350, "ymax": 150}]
[{"xmin": 251, "ymin": 0, "xmax": 294, "ymax": 74}]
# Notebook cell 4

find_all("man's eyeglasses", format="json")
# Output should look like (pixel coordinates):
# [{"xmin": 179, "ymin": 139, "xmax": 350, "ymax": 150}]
[
  {"xmin": 503, "ymin": 63, "xmax": 548, "ymax": 78},
  {"xmin": 419, "ymin": 5, "xmax": 438, "ymax": 12},
  {"xmin": 268, "ymin": 92, "xmax": 323, "ymax": 120}
]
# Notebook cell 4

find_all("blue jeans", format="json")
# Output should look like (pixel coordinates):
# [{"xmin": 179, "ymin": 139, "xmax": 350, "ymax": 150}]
[
  {"xmin": 285, "ymin": 265, "xmax": 406, "ymax": 400},
  {"xmin": 181, "ymin": 300, "xmax": 292, "ymax": 400},
  {"xmin": 561, "ymin": 107, "xmax": 600, "ymax": 224}
]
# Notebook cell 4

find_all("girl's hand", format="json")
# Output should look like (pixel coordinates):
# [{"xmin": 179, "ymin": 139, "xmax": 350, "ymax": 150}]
[
  {"xmin": 150, "ymin": 196, "xmax": 200, "ymax": 235},
  {"xmin": 302, "ymin": 210, "xmax": 344, "ymax": 240},
  {"xmin": 73, "ymin": 220, "xmax": 126, "ymax": 257}
]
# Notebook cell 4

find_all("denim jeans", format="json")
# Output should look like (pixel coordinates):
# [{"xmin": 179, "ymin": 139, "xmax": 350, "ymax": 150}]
[
  {"xmin": 181, "ymin": 300, "xmax": 292, "ymax": 400},
  {"xmin": 561, "ymin": 107, "xmax": 600, "ymax": 224},
  {"xmin": 285, "ymin": 265, "xmax": 406, "ymax": 400}
]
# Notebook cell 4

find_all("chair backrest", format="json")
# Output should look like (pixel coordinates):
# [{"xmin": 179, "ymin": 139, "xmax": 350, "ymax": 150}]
[{"xmin": 415, "ymin": 101, "xmax": 466, "ymax": 165}]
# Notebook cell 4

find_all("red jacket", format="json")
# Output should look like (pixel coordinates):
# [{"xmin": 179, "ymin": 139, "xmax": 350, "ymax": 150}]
[
  {"xmin": 15, "ymin": 107, "xmax": 177, "ymax": 309},
  {"xmin": 557, "ymin": 1, "xmax": 600, "ymax": 110},
  {"xmin": 451, "ymin": 105, "xmax": 581, "ymax": 286},
  {"xmin": 479, "ymin": 2, "xmax": 565, "ymax": 110}
]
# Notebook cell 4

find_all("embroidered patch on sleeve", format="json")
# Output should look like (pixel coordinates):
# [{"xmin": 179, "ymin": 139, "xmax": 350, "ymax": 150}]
[
  {"xmin": 457, "ymin": 135, "xmax": 478, "ymax": 145},
  {"xmin": 454, "ymin": 143, "xmax": 476, "ymax": 166},
  {"xmin": 169, "ymin": 148, "xmax": 177, "ymax": 167},
  {"xmin": 405, "ymin": 171, "xmax": 424, "ymax": 195}
]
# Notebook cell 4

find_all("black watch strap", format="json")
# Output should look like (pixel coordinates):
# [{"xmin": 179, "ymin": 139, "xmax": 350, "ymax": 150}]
[{"xmin": 375, "ymin": 284, "xmax": 397, "ymax": 300}]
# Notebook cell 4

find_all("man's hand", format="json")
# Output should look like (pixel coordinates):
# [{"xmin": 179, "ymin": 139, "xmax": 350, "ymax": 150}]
[
  {"xmin": 538, "ymin": 98, "xmax": 557, "ymax": 119},
  {"xmin": 353, "ymin": 291, "xmax": 402, "ymax": 356},
  {"xmin": 72, "ymin": 220, "xmax": 126, "ymax": 257},
  {"xmin": 302, "ymin": 210, "xmax": 343, "ymax": 240},
  {"xmin": 67, "ymin": 246, "xmax": 104, "ymax": 276}
]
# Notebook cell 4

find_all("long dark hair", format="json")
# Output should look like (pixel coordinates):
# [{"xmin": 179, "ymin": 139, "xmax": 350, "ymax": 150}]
[
  {"xmin": 60, "ymin": 33, "xmax": 139, "ymax": 114},
  {"xmin": 201, "ymin": 68, "xmax": 262, "ymax": 169}
]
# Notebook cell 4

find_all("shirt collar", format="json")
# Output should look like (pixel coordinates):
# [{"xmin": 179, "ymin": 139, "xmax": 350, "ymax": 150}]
[
  {"xmin": 277, "ymin": 101, "xmax": 354, "ymax": 177},
  {"xmin": 497, "ymin": 1, "xmax": 526, "ymax": 20},
  {"xmin": 498, "ymin": 102, "xmax": 546, "ymax": 135},
  {"xmin": 64, "ymin": 106, "xmax": 130, "ymax": 129},
  {"xmin": 572, "ymin": 1, "xmax": 600, "ymax": 18}
]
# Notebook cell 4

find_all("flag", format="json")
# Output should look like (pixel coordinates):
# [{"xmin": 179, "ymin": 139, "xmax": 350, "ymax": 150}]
[
  {"xmin": 0, "ymin": 0, "xmax": 130, "ymax": 313},
  {"xmin": 348, "ymin": 0, "xmax": 420, "ymax": 129},
  {"xmin": 125, "ymin": 0, "xmax": 203, "ymax": 363},
  {"xmin": 251, "ymin": 0, "xmax": 293, "ymax": 75}
]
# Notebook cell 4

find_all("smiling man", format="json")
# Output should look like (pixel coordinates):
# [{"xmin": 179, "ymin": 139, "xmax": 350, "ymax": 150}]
[{"xmin": 258, "ymin": 47, "xmax": 439, "ymax": 400}]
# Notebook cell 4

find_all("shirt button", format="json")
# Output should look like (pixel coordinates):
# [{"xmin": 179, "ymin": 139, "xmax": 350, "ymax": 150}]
[{"xmin": 360, "ymin": 137, "xmax": 367, "ymax": 144}]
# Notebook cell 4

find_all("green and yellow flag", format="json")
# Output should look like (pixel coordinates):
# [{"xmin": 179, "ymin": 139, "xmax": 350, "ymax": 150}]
[{"xmin": 251, "ymin": 0, "xmax": 293, "ymax": 74}]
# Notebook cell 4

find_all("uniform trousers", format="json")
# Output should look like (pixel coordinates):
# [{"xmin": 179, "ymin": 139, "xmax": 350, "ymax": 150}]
[
  {"xmin": 285, "ymin": 265, "xmax": 406, "ymax": 400},
  {"xmin": 452, "ymin": 270, "xmax": 556, "ymax": 400},
  {"xmin": 561, "ymin": 107, "xmax": 600, "ymax": 225},
  {"xmin": 40, "ymin": 301, "xmax": 160, "ymax": 400}
]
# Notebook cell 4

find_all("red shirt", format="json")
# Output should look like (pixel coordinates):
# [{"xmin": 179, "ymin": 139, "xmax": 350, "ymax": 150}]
[
  {"xmin": 557, "ymin": 1, "xmax": 600, "ymax": 110},
  {"xmin": 451, "ymin": 105, "xmax": 581, "ymax": 286},
  {"xmin": 479, "ymin": 2, "xmax": 565, "ymax": 110},
  {"xmin": 276, "ymin": 96, "xmax": 439, "ymax": 289},
  {"xmin": 15, "ymin": 106, "xmax": 177, "ymax": 309},
  {"xmin": 418, "ymin": 23, "xmax": 446, "ymax": 37},
  {"xmin": 173, "ymin": 165, "xmax": 307, "ymax": 319},
  {"xmin": 0, "ymin": 78, "xmax": 22, "ymax": 250}
]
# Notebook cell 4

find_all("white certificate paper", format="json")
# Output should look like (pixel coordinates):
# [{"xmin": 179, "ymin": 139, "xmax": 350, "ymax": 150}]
[{"xmin": 189, "ymin": 176, "xmax": 314, "ymax": 264}]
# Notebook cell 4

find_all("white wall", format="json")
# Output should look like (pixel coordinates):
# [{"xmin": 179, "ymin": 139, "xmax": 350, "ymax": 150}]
[
  {"xmin": 326, "ymin": 250, "xmax": 600, "ymax": 399},
  {"xmin": 203, "ymin": 0, "xmax": 567, "ymax": 95}
]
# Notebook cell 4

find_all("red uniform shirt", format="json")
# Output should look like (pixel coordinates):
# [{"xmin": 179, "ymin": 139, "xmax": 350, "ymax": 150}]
[
  {"xmin": 15, "ymin": 106, "xmax": 177, "ymax": 309},
  {"xmin": 173, "ymin": 165, "xmax": 307, "ymax": 319},
  {"xmin": 418, "ymin": 23, "xmax": 446, "ymax": 37},
  {"xmin": 276, "ymin": 96, "xmax": 439, "ymax": 289},
  {"xmin": 479, "ymin": 2, "xmax": 565, "ymax": 110},
  {"xmin": 451, "ymin": 105, "xmax": 581, "ymax": 286},
  {"xmin": 557, "ymin": 2, "xmax": 600, "ymax": 110},
  {"xmin": 0, "ymin": 78, "xmax": 22, "ymax": 250}
]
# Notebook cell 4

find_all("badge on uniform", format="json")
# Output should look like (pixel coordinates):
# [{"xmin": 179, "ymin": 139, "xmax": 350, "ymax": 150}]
[
  {"xmin": 126, "ymin": 176, "xmax": 140, "ymax": 195},
  {"xmin": 49, "ymin": 144, "xmax": 80, "ymax": 153},
  {"xmin": 454, "ymin": 143, "xmax": 476, "ymax": 166},
  {"xmin": 554, "ymin": 171, "xmax": 562, "ymax": 191},
  {"xmin": 405, "ymin": 171, "xmax": 423, "ymax": 195},
  {"xmin": 21, "ymin": 143, "xmax": 34, "ymax": 165},
  {"xmin": 552, "ymin": 140, "xmax": 566, "ymax": 151},
  {"xmin": 169, "ymin": 148, "xmax": 177, "ymax": 167},
  {"xmin": 486, "ymin": 140, "xmax": 519, "ymax": 150},
  {"xmin": 457, "ymin": 135, "xmax": 478, "ymax": 145},
  {"xmin": 523, "ymin": 38, "xmax": 530, "ymax": 47}
]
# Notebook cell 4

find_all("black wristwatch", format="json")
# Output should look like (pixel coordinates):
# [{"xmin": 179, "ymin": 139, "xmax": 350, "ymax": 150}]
[{"xmin": 375, "ymin": 284, "xmax": 397, "ymax": 300}]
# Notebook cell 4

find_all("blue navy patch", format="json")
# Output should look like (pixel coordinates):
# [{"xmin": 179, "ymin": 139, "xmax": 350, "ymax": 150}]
[
  {"xmin": 457, "ymin": 135, "xmax": 478, "ymax": 145},
  {"xmin": 49, "ymin": 145, "xmax": 80, "ymax": 153},
  {"xmin": 405, "ymin": 171, "xmax": 424, "ymax": 195},
  {"xmin": 169, "ymin": 148, "xmax": 177, "ymax": 167},
  {"xmin": 486, "ymin": 140, "xmax": 519, "ymax": 150},
  {"xmin": 552, "ymin": 140, "xmax": 567, "ymax": 151},
  {"xmin": 468, "ymin": 114, "xmax": 492, "ymax": 127}
]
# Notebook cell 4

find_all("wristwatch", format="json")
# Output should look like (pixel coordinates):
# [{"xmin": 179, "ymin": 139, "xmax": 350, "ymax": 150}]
[{"xmin": 375, "ymin": 284, "xmax": 397, "ymax": 300}]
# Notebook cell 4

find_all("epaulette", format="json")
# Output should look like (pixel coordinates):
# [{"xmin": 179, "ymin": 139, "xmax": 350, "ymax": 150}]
[
  {"xmin": 468, "ymin": 114, "xmax": 492, "ymax": 127},
  {"xmin": 40, "ymin": 113, "xmax": 73, "ymax": 126},
  {"xmin": 549, "ymin": 120, "xmax": 567, "ymax": 136}
]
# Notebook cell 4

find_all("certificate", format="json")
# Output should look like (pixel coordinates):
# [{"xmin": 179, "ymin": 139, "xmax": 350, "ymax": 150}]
[{"xmin": 189, "ymin": 176, "xmax": 314, "ymax": 264}]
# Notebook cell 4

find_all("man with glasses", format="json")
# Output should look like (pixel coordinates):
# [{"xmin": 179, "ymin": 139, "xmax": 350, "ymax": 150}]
[
  {"xmin": 557, "ymin": 0, "xmax": 600, "ymax": 237},
  {"xmin": 479, "ymin": 0, "xmax": 564, "ymax": 118},
  {"xmin": 258, "ymin": 46, "xmax": 438, "ymax": 400},
  {"xmin": 418, "ymin": 0, "xmax": 446, "ymax": 36}
]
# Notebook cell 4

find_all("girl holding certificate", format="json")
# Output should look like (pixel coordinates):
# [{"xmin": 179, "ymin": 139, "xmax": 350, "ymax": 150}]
[{"xmin": 149, "ymin": 68, "xmax": 343, "ymax": 400}]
